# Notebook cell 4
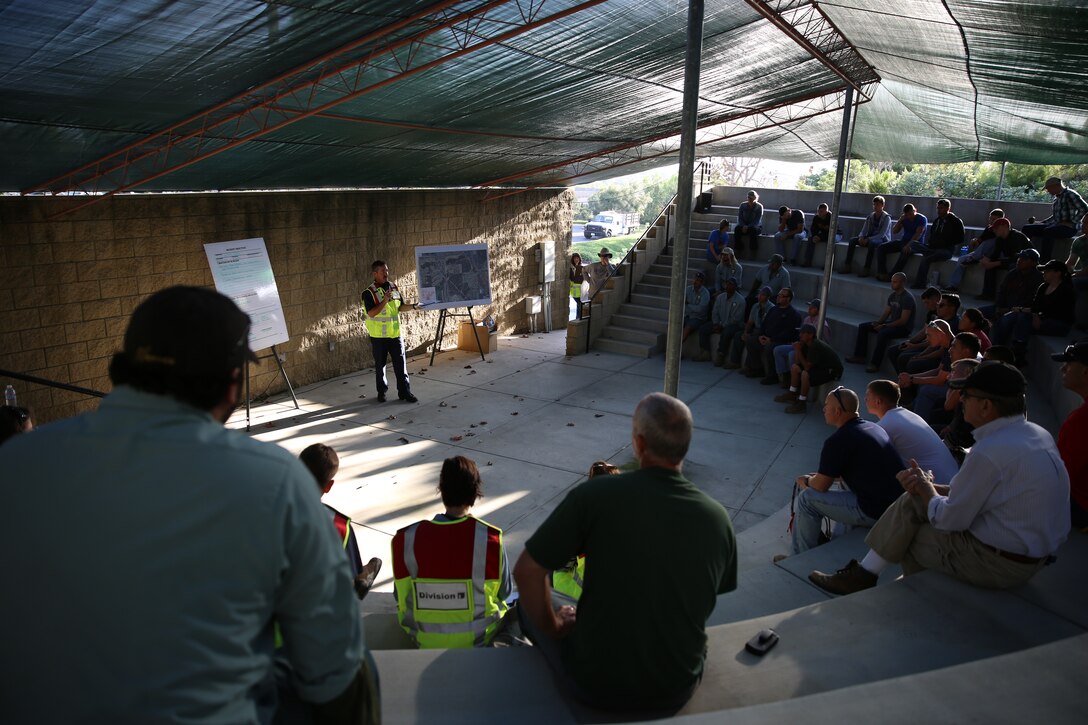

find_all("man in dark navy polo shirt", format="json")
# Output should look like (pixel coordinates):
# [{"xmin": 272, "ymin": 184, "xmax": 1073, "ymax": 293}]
[{"xmin": 785, "ymin": 386, "xmax": 904, "ymax": 556}]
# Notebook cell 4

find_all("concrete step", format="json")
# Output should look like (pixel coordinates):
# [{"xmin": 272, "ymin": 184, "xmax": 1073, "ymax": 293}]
[
  {"xmin": 634, "ymin": 282, "xmax": 668, "ymax": 296},
  {"xmin": 591, "ymin": 336, "xmax": 656, "ymax": 357},
  {"xmin": 617, "ymin": 301, "xmax": 668, "ymax": 321},
  {"xmin": 611, "ymin": 312, "xmax": 669, "ymax": 334},
  {"xmin": 598, "ymin": 325, "xmax": 662, "ymax": 346}
]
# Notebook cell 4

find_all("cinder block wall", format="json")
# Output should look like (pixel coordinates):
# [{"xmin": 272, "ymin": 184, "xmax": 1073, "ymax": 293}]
[{"xmin": 0, "ymin": 189, "xmax": 573, "ymax": 423}]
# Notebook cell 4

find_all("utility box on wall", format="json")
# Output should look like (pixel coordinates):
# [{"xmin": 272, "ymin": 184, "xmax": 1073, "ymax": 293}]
[{"xmin": 538, "ymin": 240, "xmax": 555, "ymax": 283}]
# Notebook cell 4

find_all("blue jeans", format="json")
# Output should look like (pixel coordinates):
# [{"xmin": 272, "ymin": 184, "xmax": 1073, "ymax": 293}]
[
  {"xmin": 912, "ymin": 384, "xmax": 948, "ymax": 423},
  {"xmin": 774, "ymin": 231, "xmax": 808, "ymax": 261},
  {"xmin": 792, "ymin": 487, "xmax": 879, "ymax": 554},
  {"xmin": 773, "ymin": 343, "xmax": 796, "ymax": 374},
  {"xmin": 882, "ymin": 240, "xmax": 928, "ymax": 276}
]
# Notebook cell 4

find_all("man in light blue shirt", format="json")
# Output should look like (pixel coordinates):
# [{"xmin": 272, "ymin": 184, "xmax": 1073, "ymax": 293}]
[{"xmin": 0, "ymin": 287, "xmax": 372, "ymax": 724}]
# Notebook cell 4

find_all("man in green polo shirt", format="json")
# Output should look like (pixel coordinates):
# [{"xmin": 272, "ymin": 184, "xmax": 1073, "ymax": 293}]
[{"xmin": 514, "ymin": 393, "xmax": 737, "ymax": 713}]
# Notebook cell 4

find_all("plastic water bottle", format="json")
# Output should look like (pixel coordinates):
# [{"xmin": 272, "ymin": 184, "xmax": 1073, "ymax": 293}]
[{"xmin": 4, "ymin": 385, "xmax": 16, "ymax": 407}]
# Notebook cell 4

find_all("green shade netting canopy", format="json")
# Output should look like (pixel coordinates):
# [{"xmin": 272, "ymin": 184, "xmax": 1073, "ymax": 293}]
[{"xmin": 0, "ymin": 0, "xmax": 1084, "ymax": 194}]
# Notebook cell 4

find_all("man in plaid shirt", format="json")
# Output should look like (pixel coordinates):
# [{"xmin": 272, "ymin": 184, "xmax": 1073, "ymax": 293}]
[{"xmin": 1023, "ymin": 177, "xmax": 1087, "ymax": 262}]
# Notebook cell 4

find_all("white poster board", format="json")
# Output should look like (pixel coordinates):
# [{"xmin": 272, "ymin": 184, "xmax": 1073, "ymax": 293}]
[
  {"xmin": 203, "ymin": 238, "xmax": 289, "ymax": 352},
  {"xmin": 415, "ymin": 243, "xmax": 492, "ymax": 311}
]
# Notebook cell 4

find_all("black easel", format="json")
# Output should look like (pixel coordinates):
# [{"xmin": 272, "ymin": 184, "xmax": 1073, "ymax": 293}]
[
  {"xmin": 428, "ymin": 306, "xmax": 486, "ymax": 366},
  {"xmin": 245, "ymin": 343, "xmax": 299, "ymax": 431}
]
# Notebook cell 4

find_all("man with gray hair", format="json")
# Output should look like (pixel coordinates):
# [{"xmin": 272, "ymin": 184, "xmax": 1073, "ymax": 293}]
[
  {"xmin": 811, "ymin": 363, "xmax": 1070, "ymax": 595},
  {"xmin": 514, "ymin": 393, "xmax": 737, "ymax": 714},
  {"xmin": 1023, "ymin": 177, "xmax": 1088, "ymax": 262}
]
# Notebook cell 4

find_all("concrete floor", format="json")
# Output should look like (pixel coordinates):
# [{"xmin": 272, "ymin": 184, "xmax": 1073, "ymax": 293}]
[{"xmin": 228, "ymin": 329, "xmax": 891, "ymax": 596}]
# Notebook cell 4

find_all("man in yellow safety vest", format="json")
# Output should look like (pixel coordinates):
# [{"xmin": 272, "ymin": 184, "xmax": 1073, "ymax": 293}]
[{"xmin": 362, "ymin": 260, "xmax": 417, "ymax": 403}]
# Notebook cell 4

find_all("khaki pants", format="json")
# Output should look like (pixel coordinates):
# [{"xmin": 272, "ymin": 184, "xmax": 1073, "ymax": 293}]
[{"xmin": 865, "ymin": 493, "xmax": 1045, "ymax": 589}]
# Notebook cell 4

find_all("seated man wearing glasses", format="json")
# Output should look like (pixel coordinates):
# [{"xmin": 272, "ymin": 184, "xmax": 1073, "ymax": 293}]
[
  {"xmin": 782, "ymin": 386, "xmax": 904, "ymax": 558},
  {"xmin": 810, "ymin": 362, "xmax": 1070, "ymax": 595}
]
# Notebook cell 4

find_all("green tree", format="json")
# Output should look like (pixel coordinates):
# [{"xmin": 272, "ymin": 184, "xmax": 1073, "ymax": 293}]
[
  {"xmin": 639, "ymin": 175, "xmax": 676, "ymax": 223},
  {"xmin": 586, "ymin": 184, "xmax": 649, "ymax": 218}
]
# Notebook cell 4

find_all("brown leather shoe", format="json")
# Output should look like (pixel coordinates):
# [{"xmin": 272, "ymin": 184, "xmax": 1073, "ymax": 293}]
[
  {"xmin": 785, "ymin": 400, "xmax": 807, "ymax": 414},
  {"xmin": 774, "ymin": 390, "xmax": 798, "ymax": 403},
  {"xmin": 354, "ymin": 557, "xmax": 383, "ymax": 600},
  {"xmin": 809, "ymin": 559, "xmax": 877, "ymax": 595}
]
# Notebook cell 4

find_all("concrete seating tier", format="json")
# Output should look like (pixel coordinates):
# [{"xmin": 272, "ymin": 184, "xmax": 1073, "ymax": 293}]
[{"xmin": 365, "ymin": 515, "xmax": 1088, "ymax": 723}]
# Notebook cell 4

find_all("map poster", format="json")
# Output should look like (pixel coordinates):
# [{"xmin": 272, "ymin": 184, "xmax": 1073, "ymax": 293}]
[
  {"xmin": 415, "ymin": 243, "xmax": 492, "ymax": 311},
  {"xmin": 203, "ymin": 238, "xmax": 290, "ymax": 352}
]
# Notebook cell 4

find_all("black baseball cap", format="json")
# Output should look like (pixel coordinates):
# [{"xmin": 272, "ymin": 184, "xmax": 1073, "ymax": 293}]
[
  {"xmin": 1052, "ymin": 342, "xmax": 1088, "ymax": 365},
  {"xmin": 947, "ymin": 361, "xmax": 1025, "ymax": 396},
  {"xmin": 123, "ymin": 286, "xmax": 258, "ymax": 376}
]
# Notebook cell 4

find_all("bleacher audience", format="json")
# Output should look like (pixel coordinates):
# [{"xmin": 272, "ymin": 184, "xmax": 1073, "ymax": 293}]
[
  {"xmin": 515, "ymin": 393, "xmax": 736, "ymax": 713},
  {"xmin": 774, "ymin": 323, "xmax": 842, "ymax": 414},
  {"xmin": 841, "ymin": 195, "xmax": 893, "ymax": 276},
  {"xmin": 957, "ymin": 307, "xmax": 992, "ymax": 352},
  {"xmin": 1022, "ymin": 177, "xmax": 1087, "ymax": 262},
  {"xmin": 865, "ymin": 380, "xmax": 959, "ymax": 484},
  {"xmin": 774, "ymin": 205, "xmax": 808, "ymax": 265},
  {"xmin": 890, "ymin": 294, "xmax": 959, "ymax": 373},
  {"xmin": 910, "ymin": 198, "xmax": 965, "ymax": 289},
  {"xmin": 746, "ymin": 254, "xmax": 791, "ymax": 313},
  {"xmin": 948, "ymin": 216, "xmax": 1030, "ymax": 297},
  {"xmin": 846, "ymin": 272, "xmax": 917, "ymax": 373},
  {"xmin": 714, "ymin": 246, "xmax": 743, "ymax": 293},
  {"xmin": 772, "ymin": 298, "xmax": 831, "ymax": 383},
  {"xmin": 805, "ymin": 202, "xmax": 833, "ymax": 268},
  {"xmin": 735, "ymin": 190, "xmax": 764, "ymax": 254},
  {"xmin": 900, "ymin": 331, "xmax": 981, "ymax": 424},
  {"xmin": 880, "ymin": 286, "xmax": 940, "ymax": 371},
  {"xmin": 783, "ymin": 386, "xmax": 903, "ymax": 556},
  {"xmin": 682, "ymin": 270, "xmax": 711, "ymax": 346},
  {"xmin": 810, "ymin": 362, "xmax": 1070, "ymax": 595},
  {"xmin": 732, "ymin": 286, "xmax": 773, "ymax": 370},
  {"xmin": 745, "ymin": 287, "xmax": 803, "ymax": 385},
  {"xmin": 982, "ymin": 248, "xmax": 1043, "ymax": 324},
  {"xmin": 991, "ymin": 259, "xmax": 1075, "ymax": 365},
  {"xmin": 705, "ymin": 219, "xmax": 730, "ymax": 278},
  {"xmin": 876, "ymin": 203, "xmax": 929, "ymax": 282},
  {"xmin": 938, "ymin": 357, "xmax": 981, "ymax": 465},
  {"xmin": 697, "ymin": 276, "xmax": 746, "ymax": 365}
]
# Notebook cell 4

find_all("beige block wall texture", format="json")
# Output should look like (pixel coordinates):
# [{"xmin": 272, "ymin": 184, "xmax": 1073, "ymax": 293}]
[{"xmin": 0, "ymin": 189, "xmax": 574, "ymax": 424}]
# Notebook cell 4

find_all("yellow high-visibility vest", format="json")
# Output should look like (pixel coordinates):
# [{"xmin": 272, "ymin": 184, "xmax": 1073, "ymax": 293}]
[
  {"xmin": 391, "ymin": 516, "xmax": 507, "ymax": 648},
  {"xmin": 363, "ymin": 284, "xmax": 401, "ymax": 338}
]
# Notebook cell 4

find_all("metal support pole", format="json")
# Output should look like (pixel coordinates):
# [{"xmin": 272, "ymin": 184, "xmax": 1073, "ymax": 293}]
[
  {"xmin": 996, "ymin": 160, "xmax": 1007, "ymax": 201},
  {"xmin": 816, "ymin": 87, "xmax": 855, "ymax": 341},
  {"xmin": 663, "ymin": 0, "xmax": 704, "ymax": 398}
]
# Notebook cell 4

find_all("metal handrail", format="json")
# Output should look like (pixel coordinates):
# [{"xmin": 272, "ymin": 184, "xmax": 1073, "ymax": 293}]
[
  {"xmin": 580, "ymin": 162, "xmax": 706, "ymax": 354},
  {"xmin": 0, "ymin": 369, "xmax": 106, "ymax": 399}
]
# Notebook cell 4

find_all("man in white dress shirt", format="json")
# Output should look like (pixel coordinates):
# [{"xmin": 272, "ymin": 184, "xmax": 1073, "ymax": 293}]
[{"xmin": 810, "ymin": 362, "xmax": 1070, "ymax": 595}]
